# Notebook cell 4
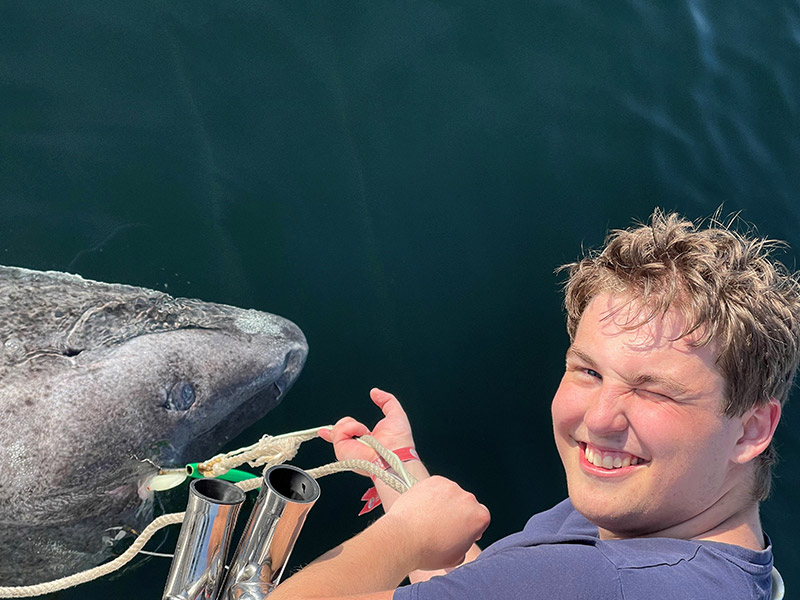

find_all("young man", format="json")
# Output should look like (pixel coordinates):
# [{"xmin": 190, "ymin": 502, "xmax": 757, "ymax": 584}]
[{"xmin": 270, "ymin": 211, "xmax": 798, "ymax": 599}]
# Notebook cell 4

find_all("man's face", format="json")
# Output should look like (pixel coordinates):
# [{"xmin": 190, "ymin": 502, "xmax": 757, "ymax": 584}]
[{"xmin": 551, "ymin": 292, "xmax": 747, "ymax": 539}]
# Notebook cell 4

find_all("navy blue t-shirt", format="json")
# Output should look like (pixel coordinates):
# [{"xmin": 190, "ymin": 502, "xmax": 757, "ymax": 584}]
[{"xmin": 393, "ymin": 499, "xmax": 773, "ymax": 600}]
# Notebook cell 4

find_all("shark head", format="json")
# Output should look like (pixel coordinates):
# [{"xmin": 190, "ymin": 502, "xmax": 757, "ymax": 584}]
[
  {"xmin": 59, "ymin": 299, "xmax": 308, "ymax": 469},
  {"xmin": 0, "ymin": 266, "xmax": 308, "ymax": 584}
]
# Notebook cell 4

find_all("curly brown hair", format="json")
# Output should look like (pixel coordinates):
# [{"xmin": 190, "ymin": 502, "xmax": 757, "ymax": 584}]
[{"xmin": 560, "ymin": 209, "xmax": 800, "ymax": 500}]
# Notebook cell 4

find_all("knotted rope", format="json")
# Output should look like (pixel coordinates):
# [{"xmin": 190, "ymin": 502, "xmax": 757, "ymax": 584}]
[{"xmin": 0, "ymin": 427, "xmax": 415, "ymax": 598}]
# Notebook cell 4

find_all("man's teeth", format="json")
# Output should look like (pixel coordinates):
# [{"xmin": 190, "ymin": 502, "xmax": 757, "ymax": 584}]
[{"xmin": 585, "ymin": 446, "xmax": 639, "ymax": 469}]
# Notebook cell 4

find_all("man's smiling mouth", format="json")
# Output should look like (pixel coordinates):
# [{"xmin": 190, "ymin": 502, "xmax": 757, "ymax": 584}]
[{"xmin": 579, "ymin": 442, "xmax": 648, "ymax": 470}]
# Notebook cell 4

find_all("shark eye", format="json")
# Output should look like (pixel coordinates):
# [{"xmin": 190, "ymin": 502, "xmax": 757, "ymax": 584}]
[{"xmin": 164, "ymin": 381, "xmax": 196, "ymax": 411}]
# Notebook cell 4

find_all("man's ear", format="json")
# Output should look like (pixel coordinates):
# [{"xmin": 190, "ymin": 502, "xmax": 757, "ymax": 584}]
[{"xmin": 733, "ymin": 398, "xmax": 781, "ymax": 464}]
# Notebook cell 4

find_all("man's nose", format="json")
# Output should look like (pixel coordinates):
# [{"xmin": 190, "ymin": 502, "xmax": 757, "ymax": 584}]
[{"xmin": 584, "ymin": 385, "xmax": 629, "ymax": 434}]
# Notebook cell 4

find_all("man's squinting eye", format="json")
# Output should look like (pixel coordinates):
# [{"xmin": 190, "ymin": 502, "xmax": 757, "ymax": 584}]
[
  {"xmin": 636, "ymin": 388, "xmax": 673, "ymax": 401},
  {"xmin": 584, "ymin": 368, "xmax": 602, "ymax": 379}
]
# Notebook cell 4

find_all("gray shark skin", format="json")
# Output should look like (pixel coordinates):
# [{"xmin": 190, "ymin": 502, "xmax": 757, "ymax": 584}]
[{"xmin": 0, "ymin": 266, "xmax": 308, "ymax": 586}]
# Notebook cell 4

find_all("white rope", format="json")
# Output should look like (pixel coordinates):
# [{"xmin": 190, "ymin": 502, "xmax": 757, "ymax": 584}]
[
  {"xmin": 0, "ymin": 427, "xmax": 415, "ymax": 598},
  {"xmin": 357, "ymin": 435, "xmax": 417, "ymax": 488},
  {"xmin": 0, "ymin": 512, "xmax": 185, "ymax": 598},
  {"xmin": 196, "ymin": 427, "xmax": 323, "ymax": 477}
]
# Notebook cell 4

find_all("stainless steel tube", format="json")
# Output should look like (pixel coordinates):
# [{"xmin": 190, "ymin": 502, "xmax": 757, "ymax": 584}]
[
  {"xmin": 162, "ymin": 478, "xmax": 246, "ymax": 600},
  {"xmin": 219, "ymin": 464, "xmax": 321, "ymax": 600}
]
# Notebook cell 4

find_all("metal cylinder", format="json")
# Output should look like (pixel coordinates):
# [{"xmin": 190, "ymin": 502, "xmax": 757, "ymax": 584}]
[
  {"xmin": 162, "ymin": 478, "xmax": 246, "ymax": 600},
  {"xmin": 219, "ymin": 464, "xmax": 321, "ymax": 600}
]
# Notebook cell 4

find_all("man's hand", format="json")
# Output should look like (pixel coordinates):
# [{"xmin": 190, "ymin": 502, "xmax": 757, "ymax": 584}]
[
  {"xmin": 385, "ymin": 476, "xmax": 491, "ymax": 572},
  {"xmin": 315, "ymin": 388, "xmax": 483, "ymax": 584},
  {"xmin": 319, "ymin": 388, "xmax": 416, "ymax": 464}
]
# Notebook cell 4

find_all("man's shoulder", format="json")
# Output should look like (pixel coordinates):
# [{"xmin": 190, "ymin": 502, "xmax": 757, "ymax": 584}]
[
  {"xmin": 526, "ymin": 501, "xmax": 774, "ymax": 596},
  {"xmin": 481, "ymin": 497, "xmax": 597, "ymax": 557}
]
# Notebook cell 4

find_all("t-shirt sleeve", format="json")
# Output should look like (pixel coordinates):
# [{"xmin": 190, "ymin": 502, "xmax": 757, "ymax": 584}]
[{"xmin": 393, "ymin": 543, "xmax": 623, "ymax": 600}]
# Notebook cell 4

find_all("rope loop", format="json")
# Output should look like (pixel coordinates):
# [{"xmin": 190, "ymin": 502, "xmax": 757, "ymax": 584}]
[{"xmin": 197, "ymin": 426, "xmax": 322, "ymax": 477}]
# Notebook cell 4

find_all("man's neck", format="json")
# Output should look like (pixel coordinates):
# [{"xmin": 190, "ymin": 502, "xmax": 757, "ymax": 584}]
[
  {"xmin": 598, "ymin": 501, "xmax": 766, "ymax": 551},
  {"xmin": 691, "ymin": 503, "xmax": 765, "ymax": 550}
]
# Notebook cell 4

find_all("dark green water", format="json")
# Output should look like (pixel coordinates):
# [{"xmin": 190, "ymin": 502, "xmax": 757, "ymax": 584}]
[{"xmin": 1, "ymin": 1, "xmax": 799, "ymax": 596}]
